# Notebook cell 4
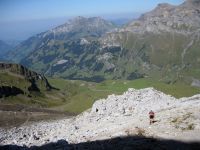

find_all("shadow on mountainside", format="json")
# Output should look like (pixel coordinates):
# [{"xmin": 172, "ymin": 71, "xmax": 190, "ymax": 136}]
[{"xmin": 1, "ymin": 135, "xmax": 200, "ymax": 150}]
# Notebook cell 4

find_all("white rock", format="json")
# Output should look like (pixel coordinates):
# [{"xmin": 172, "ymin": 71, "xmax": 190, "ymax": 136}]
[{"xmin": 1, "ymin": 88, "xmax": 200, "ymax": 147}]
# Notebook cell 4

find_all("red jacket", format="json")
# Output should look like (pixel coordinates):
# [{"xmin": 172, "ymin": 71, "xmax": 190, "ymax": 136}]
[{"xmin": 149, "ymin": 111, "xmax": 155, "ymax": 116}]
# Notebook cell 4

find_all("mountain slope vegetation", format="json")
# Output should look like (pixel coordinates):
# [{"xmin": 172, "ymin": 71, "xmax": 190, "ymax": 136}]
[
  {"xmin": 0, "ymin": 63, "xmax": 66, "ymax": 107},
  {"xmin": 0, "ymin": 63, "xmax": 199, "ymax": 114},
  {"xmin": 4, "ymin": 0, "xmax": 200, "ymax": 86}
]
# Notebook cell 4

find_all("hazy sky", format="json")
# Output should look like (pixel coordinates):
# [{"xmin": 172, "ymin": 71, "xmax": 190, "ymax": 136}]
[{"xmin": 0, "ymin": 0, "xmax": 184, "ymax": 41}]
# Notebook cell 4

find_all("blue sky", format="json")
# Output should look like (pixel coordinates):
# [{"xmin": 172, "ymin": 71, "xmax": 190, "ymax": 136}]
[
  {"xmin": 0, "ymin": 0, "xmax": 184, "ymax": 22},
  {"xmin": 0, "ymin": 0, "xmax": 184, "ymax": 41}
]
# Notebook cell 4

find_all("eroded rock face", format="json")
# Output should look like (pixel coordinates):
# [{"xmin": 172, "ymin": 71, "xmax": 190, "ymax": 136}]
[
  {"xmin": 0, "ymin": 63, "xmax": 43, "ymax": 81},
  {"xmin": 1, "ymin": 88, "xmax": 200, "ymax": 147},
  {"xmin": 185, "ymin": 0, "xmax": 200, "ymax": 5},
  {"xmin": 122, "ymin": 1, "xmax": 200, "ymax": 34},
  {"xmin": 0, "ymin": 62, "xmax": 52, "ymax": 91}
]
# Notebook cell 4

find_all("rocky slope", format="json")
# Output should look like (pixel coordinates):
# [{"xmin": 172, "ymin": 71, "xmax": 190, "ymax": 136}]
[
  {"xmin": 123, "ymin": 0, "xmax": 200, "ymax": 34},
  {"xmin": 1, "ymin": 88, "xmax": 200, "ymax": 148}
]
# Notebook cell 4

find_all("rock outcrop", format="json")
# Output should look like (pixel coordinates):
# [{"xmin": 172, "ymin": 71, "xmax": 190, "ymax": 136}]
[
  {"xmin": 0, "ymin": 62, "xmax": 52, "ymax": 91},
  {"xmin": 0, "ymin": 63, "xmax": 52, "ymax": 98},
  {"xmin": 123, "ymin": 0, "xmax": 200, "ymax": 34},
  {"xmin": 1, "ymin": 88, "xmax": 200, "ymax": 147}
]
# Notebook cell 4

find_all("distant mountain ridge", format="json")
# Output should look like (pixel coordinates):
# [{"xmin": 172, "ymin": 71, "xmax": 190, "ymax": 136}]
[
  {"xmin": 48, "ymin": 16, "xmax": 115, "ymax": 38},
  {"xmin": 99, "ymin": 0, "xmax": 200, "ymax": 83},
  {"xmin": 6, "ymin": 17, "xmax": 116, "ymax": 62},
  {"xmin": 4, "ymin": 0, "xmax": 200, "ymax": 85},
  {"xmin": 123, "ymin": 0, "xmax": 200, "ymax": 34},
  {"xmin": 0, "ymin": 40, "xmax": 12, "ymax": 59}
]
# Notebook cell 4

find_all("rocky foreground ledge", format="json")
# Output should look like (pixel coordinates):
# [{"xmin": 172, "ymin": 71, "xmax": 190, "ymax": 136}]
[{"xmin": 0, "ymin": 88, "xmax": 200, "ymax": 149}]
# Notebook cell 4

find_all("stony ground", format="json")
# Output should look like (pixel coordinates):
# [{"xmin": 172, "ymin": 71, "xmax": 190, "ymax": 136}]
[{"xmin": 0, "ymin": 88, "xmax": 200, "ymax": 148}]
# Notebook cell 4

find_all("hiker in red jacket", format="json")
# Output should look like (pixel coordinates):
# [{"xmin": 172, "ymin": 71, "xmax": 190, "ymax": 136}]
[{"xmin": 149, "ymin": 110, "xmax": 155, "ymax": 125}]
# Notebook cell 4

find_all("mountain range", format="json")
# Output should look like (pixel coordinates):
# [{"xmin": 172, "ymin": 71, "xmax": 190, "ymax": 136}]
[
  {"xmin": 0, "ymin": 40, "xmax": 12, "ymax": 59},
  {"xmin": 3, "ymin": 0, "xmax": 200, "ymax": 85}
]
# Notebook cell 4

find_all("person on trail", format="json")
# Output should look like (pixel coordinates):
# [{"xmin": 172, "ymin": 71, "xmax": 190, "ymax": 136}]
[{"xmin": 149, "ymin": 110, "xmax": 155, "ymax": 125}]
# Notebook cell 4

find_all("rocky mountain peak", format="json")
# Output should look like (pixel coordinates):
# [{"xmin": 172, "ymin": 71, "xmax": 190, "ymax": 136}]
[
  {"xmin": 123, "ymin": 0, "xmax": 200, "ymax": 34},
  {"xmin": 181, "ymin": 0, "xmax": 200, "ymax": 8},
  {"xmin": 72, "ymin": 16, "xmax": 103, "ymax": 22},
  {"xmin": 69, "ymin": 16, "xmax": 91, "ymax": 24},
  {"xmin": 70, "ymin": 16, "xmax": 114, "ymax": 28},
  {"xmin": 157, "ymin": 3, "xmax": 174, "ymax": 8},
  {"xmin": 73, "ymin": 16, "xmax": 85, "ymax": 21},
  {"xmin": 51, "ymin": 16, "xmax": 114, "ymax": 33},
  {"xmin": 39, "ymin": 16, "xmax": 115, "ymax": 41},
  {"xmin": 138, "ymin": 2, "xmax": 175, "ymax": 20},
  {"xmin": 185, "ymin": 0, "xmax": 200, "ymax": 4}
]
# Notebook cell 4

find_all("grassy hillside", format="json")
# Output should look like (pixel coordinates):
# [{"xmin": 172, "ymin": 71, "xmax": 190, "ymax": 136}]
[
  {"xmin": 1, "ymin": 72, "xmax": 199, "ymax": 114},
  {"xmin": 0, "ymin": 63, "xmax": 68, "ymax": 109},
  {"xmin": 48, "ymin": 78, "xmax": 200, "ymax": 113},
  {"xmin": 19, "ymin": 31, "xmax": 200, "ymax": 87},
  {"xmin": 1, "ymin": 63, "xmax": 199, "ymax": 114},
  {"xmin": 0, "ymin": 72, "xmax": 66, "ymax": 108}
]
